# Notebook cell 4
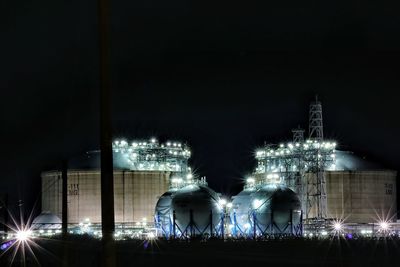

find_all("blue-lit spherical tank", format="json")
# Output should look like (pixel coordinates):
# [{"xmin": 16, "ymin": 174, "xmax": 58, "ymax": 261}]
[
  {"xmin": 230, "ymin": 188, "xmax": 255, "ymax": 235},
  {"xmin": 231, "ymin": 184, "xmax": 302, "ymax": 236},
  {"xmin": 155, "ymin": 190, "xmax": 177, "ymax": 237},
  {"xmin": 171, "ymin": 185, "xmax": 223, "ymax": 236}
]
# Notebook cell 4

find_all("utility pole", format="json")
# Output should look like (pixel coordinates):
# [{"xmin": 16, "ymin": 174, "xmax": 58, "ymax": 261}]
[
  {"xmin": 61, "ymin": 160, "xmax": 68, "ymax": 267},
  {"xmin": 98, "ymin": 0, "xmax": 116, "ymax": 266},
  {"xmin": 62, "ymin": 160, "xmax": 68, "ymax": 236}
]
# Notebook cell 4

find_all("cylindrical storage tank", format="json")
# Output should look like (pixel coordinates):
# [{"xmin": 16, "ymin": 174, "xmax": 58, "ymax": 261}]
[
  {"xmin": 251, "ymin": 185, "xmax": 302, "ymax": 235},
  {"xmin": 231, "ymin": 184, "xmax": 302, "ymax": 237},
  {"xmin": 171, "ymin": 185, "xmax": 223, "ymax": 237},
  {"xmin": 154, "ymin": 190, "xmax": 176, "ymax": 237}
]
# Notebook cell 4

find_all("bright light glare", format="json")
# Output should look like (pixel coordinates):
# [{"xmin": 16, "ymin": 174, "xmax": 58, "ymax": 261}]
[
  {"xmin": 16, "ymin": 230, "xmax": 32, "ymax": 242},
  {"xmin": 253, "ymin": 199, "xmax": 263, "ymax": 209},
  {"xmin": 219, "ymin": 199, "xmax": 227, "ymax": 206},
  {"xmin": 333, "ymin": 222, "xmax": 342, "ymax": 231},
  {"xmin": 379, "ymin": 221, "xmax": 389, "ymax": 231},
  {"xmin": 246, "ymin": 178, "xmax": 255, "ymax": 184}
]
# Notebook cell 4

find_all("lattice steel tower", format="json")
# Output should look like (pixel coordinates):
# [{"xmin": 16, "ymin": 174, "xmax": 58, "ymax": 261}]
[
  {"xmin": 307, "ymin": 96, "xmax": 327, "ymax": 220},
  {"xmin": 309, "ymin": 96, "xmax": 324, "ymax": 141},
  {"xmin": 292, "ymin": 126, "xmax": 305, "ymax": 143}
]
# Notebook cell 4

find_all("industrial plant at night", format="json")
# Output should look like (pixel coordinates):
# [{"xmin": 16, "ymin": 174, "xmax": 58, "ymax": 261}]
[{"xmin": 34, "ymin": 98, "xmax": 398, "ymax": 239}]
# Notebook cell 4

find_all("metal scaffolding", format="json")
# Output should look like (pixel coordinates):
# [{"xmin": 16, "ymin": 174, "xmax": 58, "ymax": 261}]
[
  {"xmin": 113, "ymin": 138, "xmax": 191, "ymax": 173},
  {"xmin": 254, "ymin": 140, "xmax": 336, "ymax": 220},
  {"xmin": 309, "ymin": 96, "xmax": 324, "ymax": 141},
  {"xmin": 252, "ymin": 97, "xmax": 336, "ymax": 222}
]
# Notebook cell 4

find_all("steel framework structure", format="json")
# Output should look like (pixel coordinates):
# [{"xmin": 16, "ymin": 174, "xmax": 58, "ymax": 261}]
[
  {"xmin": 255, "ymin": 140, "xmax": 336, "ymax": 221},
  {"xmin": 113, "ymin": 138, "xmax": 191, "ymax": 173},
  {"xmin": 309, "ymin": 96, "xmax": 324, "ymax": 141}
]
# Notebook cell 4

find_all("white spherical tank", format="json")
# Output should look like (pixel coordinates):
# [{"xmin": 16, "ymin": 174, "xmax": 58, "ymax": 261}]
[
  {"xmin": 230, "ymin": 188, "xmax": 255, "ymax": 235},
  {"xmin": 231, "ymin": 184, "xmax": 302, "ymax": 236},
  {"xmin": 171, "ymin": 185, "xmax": 223, "ymax": 236},
  {"xmin": 155, "ymin": 190, "xmax": 175, "ymax": 236},
  {"xmin": 252, "ymin": 185, "xmax": 301, "ymax": 234}
]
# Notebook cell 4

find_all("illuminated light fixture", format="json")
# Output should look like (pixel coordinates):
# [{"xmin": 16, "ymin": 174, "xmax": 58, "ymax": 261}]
[
  {"xmin": 379, "ymin": 221, "xmax": 390, "ymax": 231},
  {"xmin": 246, "ymin": 177, "xmax": 255, "ymax": 184},
  {"xmin": 186, "ymin": 173, "xmax": 193, "ymax": 179},
  {"xmin": 219, "ymin": 199, "xmax": 227, "ymax": 206},
  {"xmin": 332, "ymin": 221, "xmax": 343, "ymax": 232},
  {"xmin": 16, "ymin": 230, "xmax": 32, "ymax": 242},
  {"xmin": 244, "ymin": 223, "xmax": 251, "ymax": 229},
  {"xmin": 226, "ymin": 203, "xmax": 233, "ymax": 208}
]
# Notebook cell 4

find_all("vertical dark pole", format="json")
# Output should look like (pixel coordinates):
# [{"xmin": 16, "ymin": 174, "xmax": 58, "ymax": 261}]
[
  {"xmin": 253, "ymin": 212, "xmax": 256, "ymax": 240},
  {"xmin": 4, "ymin": 196, "xmax": 8, "ymax": 234},
  {"xmin": 62, "ymin": 161, "xmax": 69, "ymax": 267},
  {"xmin": 300, "ymin": 210, "xmax": 303, "ymax": 236},
  {"xmin": 98, "ymin": 0, "xmax": 115, "ymax": 265},
  {"xmin": 233, "ymin": 212, "xmax": 237, "ymax": 237},
  {"xmin": 173, "ymin": 210, "xmax": 176, "ymax": 239},
  {"xmin": 221, "ymin": 212, "xmax": 225, "ymax": 240},
  {"xmin": 189, "ymin": 209, "xmax": 194, "ymax": 238},
  {"xmin": 270, "ymin": 211, "xmax": 274, "ymax": 236},
  {"xmin": 62, "ymin": 161, "xmax": 68, "ymax": 236},
  {"xmin": 0, "ymin": 195, "xmax": 8, "ymax": 234},
  {"xmin": 290, "ymin": 209, "xmax": 293, "ymax": 235},
  {"xmin": 209, "ymin": 210, "xmax": 213, "ymax": 237}
]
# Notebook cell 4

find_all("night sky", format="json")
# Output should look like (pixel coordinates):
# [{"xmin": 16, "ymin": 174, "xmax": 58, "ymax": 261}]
[{"xmin": 1, "ymin": 1, "xmax": 400, "ymax": 214}]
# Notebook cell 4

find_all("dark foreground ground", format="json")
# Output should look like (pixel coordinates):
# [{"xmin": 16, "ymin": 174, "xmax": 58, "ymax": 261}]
[{"xmin": 1, "ymin": 236, "xmax": 400, "ymax": 267}]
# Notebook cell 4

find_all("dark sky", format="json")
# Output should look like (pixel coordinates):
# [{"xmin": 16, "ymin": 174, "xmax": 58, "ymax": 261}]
[{"xmin": 1, "ymin": 1, "xmax": 400, "ymax": 213}]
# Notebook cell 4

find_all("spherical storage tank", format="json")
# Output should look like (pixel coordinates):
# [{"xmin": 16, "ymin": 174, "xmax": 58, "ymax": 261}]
[
  {"xmin": 155, "ymin": 190, "xmax": 176, "ymax": 236},
  {"xmin": 229, "ymin": 188, "xmax": 255, "ymax": 235},
  {"xmin": 31, "ymin": 211, "xmax": 62, "ymax": 230},
  {"xmin": 155, "ymin": 184, "xmax": 224, "ymax": 237},
  {"xmin": 231, "ymin": 184, "xmax": 302, "ymax": 236}
]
